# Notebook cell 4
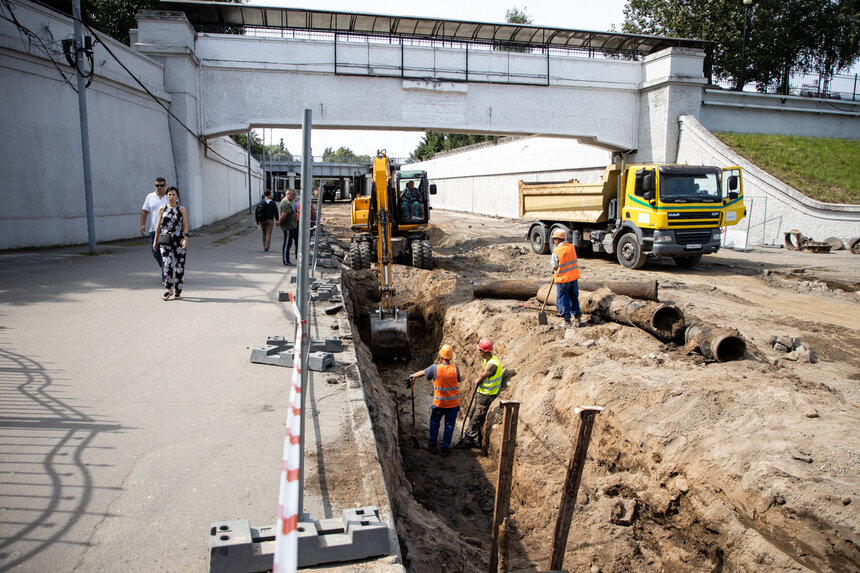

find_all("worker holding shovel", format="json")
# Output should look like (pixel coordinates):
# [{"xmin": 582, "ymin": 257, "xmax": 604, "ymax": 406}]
[
  {"xmin": 406, "ymin": 344, "xmax": 461, "ymax": 456},
  {"xmin": 456, "ymin": 338, "xmax": 503, "ymax": 450},
  {"xmin": 551, "ymin": 228, "xmax": 582, "ymax": 327}
]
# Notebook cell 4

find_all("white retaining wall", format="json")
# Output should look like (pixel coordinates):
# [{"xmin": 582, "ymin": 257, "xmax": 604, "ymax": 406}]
[
  {"xmin": 0, "ymin": 0, "xmax": 261, "ymax": 249},
  {"xmin": 407, "ymin": 137, "xmax": 612, "ymax": 219},
  {"xmin": 676, "ymin": 115, "xmax": 860, "ymax": 248}
]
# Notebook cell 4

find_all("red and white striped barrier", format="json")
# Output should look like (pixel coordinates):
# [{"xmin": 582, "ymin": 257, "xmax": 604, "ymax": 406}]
[{"xmin": 273, "ymin": 292, "xmax": 303, "ymax": 573}]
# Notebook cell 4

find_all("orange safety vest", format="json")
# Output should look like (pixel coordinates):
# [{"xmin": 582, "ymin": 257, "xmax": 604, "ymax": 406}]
[
  {"xmin": 433, "ymin": 363, "xmax": 460, "ymax": 408},
  {"xmin": 554, "ymin": 242, "xmax": 581, "ymax": 283}
]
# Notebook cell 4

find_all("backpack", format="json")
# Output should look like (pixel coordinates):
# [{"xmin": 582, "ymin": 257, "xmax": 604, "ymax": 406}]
[{"xmin": 255, "ymin": 201, "xmax": 264, "ymax": 223}]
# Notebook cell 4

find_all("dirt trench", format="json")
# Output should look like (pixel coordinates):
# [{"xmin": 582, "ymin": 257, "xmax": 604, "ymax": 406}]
[{"xmin": 328, "ymin": 208, "xmax": 859, "ymax": 573}]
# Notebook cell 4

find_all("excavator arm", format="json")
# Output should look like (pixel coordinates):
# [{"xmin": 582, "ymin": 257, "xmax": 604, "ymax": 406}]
[{"xmin": 368, "ymin": 152, "xmax": 409, "ymax": 357}]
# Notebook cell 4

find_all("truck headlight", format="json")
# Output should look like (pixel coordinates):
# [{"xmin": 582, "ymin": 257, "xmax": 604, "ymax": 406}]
[
  {"xmin": 653, "ymin": 235, "xmax": 673, "ymax": 243},
  {"xmin": 712, "ymin": 232, "xmax": 721, "ymax": 241}
]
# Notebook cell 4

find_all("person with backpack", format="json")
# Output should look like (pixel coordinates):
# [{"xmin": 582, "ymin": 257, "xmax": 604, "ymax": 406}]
[{"xmin": 255, "ymin": 189, "xmax": 279, "ymax": 252}]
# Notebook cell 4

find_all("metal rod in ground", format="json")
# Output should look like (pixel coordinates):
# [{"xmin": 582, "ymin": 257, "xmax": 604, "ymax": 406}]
[
  {"xmin": 297, "ymin": 109, "xmax": 313, "ymax": 518},
  {"xmin": 489, "ymin": 401, "xmax": 520, "ymax": 573},
  {"xmin": 548, "ymin": 406, "xmax": 603, "ymax": 571}
]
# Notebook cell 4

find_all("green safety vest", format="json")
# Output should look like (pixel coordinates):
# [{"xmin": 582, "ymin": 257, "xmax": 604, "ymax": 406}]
[{"xmin": 477, "ymin": 355, "xmax": 503, "ymax": 396}]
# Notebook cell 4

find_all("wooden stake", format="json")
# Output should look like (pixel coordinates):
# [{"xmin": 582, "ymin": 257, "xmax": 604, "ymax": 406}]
[
  {"xmin": 547, "ymin": 406, "xmax": 603, "ymax": 571},
  {"xmin": 489, "ymin": 401, "xmax": 520, "ymax": 573}
]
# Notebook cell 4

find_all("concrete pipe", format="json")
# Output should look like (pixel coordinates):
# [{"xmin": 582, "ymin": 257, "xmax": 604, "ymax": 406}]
[
  {"xmin": 684, "ymin": 323, "xmax": 747, "ymax": 362},
  {"xmin": 582, "ymin": 290, "xmax": 684, "ymax": 341},
  {"xmin": 473, "ymin": 279, "xmax": 659, "ymax": 302}
]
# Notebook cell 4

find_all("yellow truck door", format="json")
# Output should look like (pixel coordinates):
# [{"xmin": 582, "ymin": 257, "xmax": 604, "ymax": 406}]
[
  {"xmin": 623, "ymin": 167, "xmax": 659, "ymax": 230},
  {"xmin": 721, "ymin": 166, "xmax": 745, "ymax": 227}
]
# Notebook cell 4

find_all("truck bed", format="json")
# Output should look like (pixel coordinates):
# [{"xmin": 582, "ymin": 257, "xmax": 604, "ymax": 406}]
[{"xmin": 518, "ymin": 166, "xmax": 618, "ymax": 224}]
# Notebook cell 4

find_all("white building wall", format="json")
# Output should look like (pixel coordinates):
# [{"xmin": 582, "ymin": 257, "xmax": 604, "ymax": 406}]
[
  {"xmin": 407, "ymin": 137, "xmax": 612, "ymax": 218},
  {"xmin": 676, "ymin": 115, "xmax": 860, "ymax": 247},
  {"xmin": 0, "ymin": 0, "xmax": 260, "ymax": 249}
]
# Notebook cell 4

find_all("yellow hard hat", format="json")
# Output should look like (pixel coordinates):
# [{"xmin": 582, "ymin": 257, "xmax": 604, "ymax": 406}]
[{"xmin": 438, "ymin": 344, "xmax": 454, "ymax": 360}]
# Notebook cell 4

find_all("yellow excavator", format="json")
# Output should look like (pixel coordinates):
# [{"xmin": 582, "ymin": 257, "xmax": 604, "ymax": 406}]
[{"xmin": 349, "ymin": 151, "xmax": 436, "ymax": 357}]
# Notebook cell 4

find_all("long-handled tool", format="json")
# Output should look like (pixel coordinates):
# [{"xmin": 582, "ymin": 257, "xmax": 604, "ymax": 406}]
[
  {"xmin": 537, "ymin": 276, "xmax": 555, "ymax": 325},
  {"xmin": 459, "ymin": 382, "xmax": 480, "ymax": 441},
  {"xmin": 406, "ymin": 377, "xmax": 420, "ymax": 449}
]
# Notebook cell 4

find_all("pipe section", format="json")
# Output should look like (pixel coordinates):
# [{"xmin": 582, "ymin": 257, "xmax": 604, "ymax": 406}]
[
  {"xmin": 684, "ymin": 323, "xmax": 747, "ymax": 362},
  {"xmin": 582, "ymin": 290, "xmax": 684, "ymax": 341},
  {"xmin": 473, "ymin": 279, "xmax": 659, "ymax": 302}
]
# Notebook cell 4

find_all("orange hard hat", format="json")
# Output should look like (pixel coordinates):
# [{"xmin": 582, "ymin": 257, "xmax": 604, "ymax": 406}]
[
  {"xmin": 438, "ymin": 344, "xmax": 454, "ymax": 360},
  {"xmin": 477, "ymin": 338, "xmax": 493, "ymax": 353},
  {"xmin": 551, "ymin": 228, "xmax": 568, "ymax": 241}
]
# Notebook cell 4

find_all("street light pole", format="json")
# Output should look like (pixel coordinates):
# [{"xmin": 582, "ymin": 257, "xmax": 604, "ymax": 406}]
[{"xmin": 739, "ymin": 0, "xmax": 753, "ymax": 91}]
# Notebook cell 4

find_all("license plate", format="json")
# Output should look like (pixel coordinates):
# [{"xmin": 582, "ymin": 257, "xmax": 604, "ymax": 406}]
[{"xmin": 685, "ymin": 243, "xmax": 702, "ymax": 250}]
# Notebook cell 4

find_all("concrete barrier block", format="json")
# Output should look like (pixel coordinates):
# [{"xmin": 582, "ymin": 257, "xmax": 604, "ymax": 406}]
[
  {"xmin": 325, "ymin": 305, "xmax": 344, "ymax": 315},
  {"xmin": 250, "ymin": 346, "xmax": 280, "ymax": 363},
  {"xmin": 266, "ymin": 336, "xmax": 292, "ymax": 350},
  {"xmin": 308, "ymin": 352, "xmax": 334, "ymax": 371},
  {"xmin": 324, "ymin": 337, "xmax": 344, "ymax": 352},
  {"xmin": 278, "ymin": 290, "xmax": 291, "ymax": 301}
]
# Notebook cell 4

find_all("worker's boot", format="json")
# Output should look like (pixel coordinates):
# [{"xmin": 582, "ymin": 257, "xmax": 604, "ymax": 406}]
[{"xmin": 574, "ymin": 316, "xmax": 582, "ymax": 327}]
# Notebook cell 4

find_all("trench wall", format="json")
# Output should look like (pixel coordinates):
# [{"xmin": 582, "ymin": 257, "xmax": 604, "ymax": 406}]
[
  {"xmin": 0, "ymin": 0, "xmax": 263, "ymax": 249},
  {"xmin": 677, "ymin": 114, "xmax": 860, "ymax": 248}
]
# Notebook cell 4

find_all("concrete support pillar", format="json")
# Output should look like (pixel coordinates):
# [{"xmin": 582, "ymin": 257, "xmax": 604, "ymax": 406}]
[
  {"xmin": 133, "ymin": 11, "xmax": 204, "ymax": 228},
  {"xmin": 635, "ymin": 47, "xmax": 707, "ymax": 163}
]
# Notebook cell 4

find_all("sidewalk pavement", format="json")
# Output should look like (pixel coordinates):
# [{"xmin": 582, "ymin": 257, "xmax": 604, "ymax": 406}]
[{"xmin": 0, "ymin": 212, "xmax": 401, "ymax": 572}]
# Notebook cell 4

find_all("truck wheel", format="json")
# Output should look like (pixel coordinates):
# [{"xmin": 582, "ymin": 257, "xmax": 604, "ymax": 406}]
[
  {"xmin": 348, "ymin": 242, "xmax": 363, "ymax": 269},
  {"xmin": 617, "ymin": 234, "xmax": 646, "ymax": 269},
  {"xmin": 673, "ymin": 254, "xmax": 702, "ymax": 268},
  {"xmin": 529, "ymin": 225, "xmax": 550, "ymax": 254},
  {"xmin": 358, "ymin": 241, "xmax": 372, "ymax": 270}
]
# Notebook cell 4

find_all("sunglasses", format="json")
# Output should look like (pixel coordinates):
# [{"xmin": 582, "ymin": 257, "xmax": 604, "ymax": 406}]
[{"xmin": 155, "ymin": 183, "xmax": 165, "ymax": 187}]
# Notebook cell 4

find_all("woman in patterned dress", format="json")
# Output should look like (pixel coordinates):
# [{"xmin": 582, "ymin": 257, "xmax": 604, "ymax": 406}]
[{"xmin": 152, "ymin": 186, "xmax": 189, "ymax": 301}]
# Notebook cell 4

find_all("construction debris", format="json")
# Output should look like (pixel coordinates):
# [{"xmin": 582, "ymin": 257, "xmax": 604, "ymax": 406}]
[
  {"xmin": 581, "ymin": 289, "xmax": 684, "ymax": 341},
  {"xmin": 684, "ymin": 323, "xmax": 747, "ymax": 362},
  {"xmin": 784, "ymin": 230, "xmax": 832, "ymax": 253}
]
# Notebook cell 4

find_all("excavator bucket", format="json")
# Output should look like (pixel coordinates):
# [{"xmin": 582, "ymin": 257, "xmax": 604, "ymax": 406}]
[{"xmin": 369, "ymin": 308, "xmax": 409, "ymax": 358}]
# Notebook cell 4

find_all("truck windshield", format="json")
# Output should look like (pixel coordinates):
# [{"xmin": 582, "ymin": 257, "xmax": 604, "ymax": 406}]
[{"xmin": 659, "ymin": 173, "xmax": 721, "ymax": 203}]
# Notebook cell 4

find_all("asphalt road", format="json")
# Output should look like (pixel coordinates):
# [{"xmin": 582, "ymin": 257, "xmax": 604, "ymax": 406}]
[{"xmin": 0, "ymin": 212, "xmax": 389, "ymax": 572}]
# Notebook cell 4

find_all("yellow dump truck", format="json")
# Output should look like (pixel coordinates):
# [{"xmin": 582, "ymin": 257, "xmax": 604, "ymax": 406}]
[{"xmin": 519, "ymin": 163, "xmax": 745, "ymax": 268}]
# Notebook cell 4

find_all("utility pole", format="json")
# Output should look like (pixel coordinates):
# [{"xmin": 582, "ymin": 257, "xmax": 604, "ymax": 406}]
[
  {"xmin": 72, "ymin": 0, "xmax": 96, "ymax": 253},
  {"xmin": 247, "ymin": 129, "xmax": 252, "ymax": 214}
]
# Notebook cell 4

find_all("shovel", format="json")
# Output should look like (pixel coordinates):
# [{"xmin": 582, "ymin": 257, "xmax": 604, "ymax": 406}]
[
  {"xmin": 537, "ymin": 276, "xmax": 555, "ymax": 325},
  {"xmin": 407, "ymin": 378, "xmax": 420, "ymax": 449},
  {"xmin": 459, "ymin": 382, "xmax": 480, "ymax": 441}
]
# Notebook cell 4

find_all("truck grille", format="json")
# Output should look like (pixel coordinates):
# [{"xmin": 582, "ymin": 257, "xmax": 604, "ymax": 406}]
[{"xmin": 675, "ymin": 230, "xmax": 713, "ymax": 245}]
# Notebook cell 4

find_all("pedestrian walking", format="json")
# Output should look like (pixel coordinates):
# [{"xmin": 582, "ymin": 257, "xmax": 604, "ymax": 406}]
[
  {"xmin": 256, "ymin": 189, "xmax": 278, "ymax": 252},
  {"xmin": 406, "ymin": 343, "xmax": 461, "ymax": 455},
  {"xmin": 140, "ymin": 177, "xmax": 169, "ymax": 279},
  {"xmin": 277, "ymin": 188, "xmax": 298, "ymax": 266},
  {"xmin": 456, "ymin": 337, "xmax": 503, "ymax": 449},
  {"xmin": 153, "ymin": 186, "xmax": 188, "ymax": 301},
  {"xmin": 551, "ymin": 228, "xmax": 582, "ymax": 327}
]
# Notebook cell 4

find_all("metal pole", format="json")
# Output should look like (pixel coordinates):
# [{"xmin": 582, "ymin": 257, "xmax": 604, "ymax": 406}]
[
  {"xmin": 72, "ymin": 0, "xmax": 96, "ymax": 254},
  {"xmin": 297, "ymin": 110, "xmax": 313, "ymax": 519},
  {"xmin": 548, "ymin": 406, "xmax": 603, "ymax": 571},
  {"xmin": 247, "ymin": 129, "xmax": 253, "ymax": 214},
  {"xmin": 488, "ymin": 401, "xmax": 520, "ymax": 573},
  {"xmin": 311, "ymin": 165, "xmax": 325, "ymax": 278}
]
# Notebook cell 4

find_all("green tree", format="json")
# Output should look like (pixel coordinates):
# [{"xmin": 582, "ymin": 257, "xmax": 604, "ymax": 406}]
[
  {"xmin": 622, "ymin": 0, "xmax": 860, "ymax": 92},
  {"xmin": 410, "ymin": 132, "xmax": 500, "ymax": 162},
  {"xmin": 229, "ymin": 130, "xmax": 264, "ymax": 156},
  {"xmin": 322, "ymin": 146, "xmax": 370, "ymax": 163},
  {"xmin": 505, "ymin": 6, "xmax": 532, "ymax": 24},
  {"xmin": 84, "ymin": 0, "xmax": 245, "ymax": 45}
]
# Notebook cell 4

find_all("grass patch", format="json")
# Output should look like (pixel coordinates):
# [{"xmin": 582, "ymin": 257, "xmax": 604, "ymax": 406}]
[{"xmin": 714, "ymin": 133, "xmax": 860, "ymax": 205}]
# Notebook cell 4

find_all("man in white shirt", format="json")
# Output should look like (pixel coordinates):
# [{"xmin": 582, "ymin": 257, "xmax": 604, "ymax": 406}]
[{"xmin": 140, "ymin": 177, "xmax": 169, "ymax": 278}]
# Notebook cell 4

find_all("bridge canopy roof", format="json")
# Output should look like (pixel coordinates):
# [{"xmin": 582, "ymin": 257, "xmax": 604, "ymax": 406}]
[{"xmin": 160, "ymin": 0, "xmax": 711, "ymax": 56}]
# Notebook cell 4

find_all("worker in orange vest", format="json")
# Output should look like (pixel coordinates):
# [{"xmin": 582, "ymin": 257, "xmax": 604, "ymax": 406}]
[
  {"xmin": 407, "ymin": 343, "xmax": 461, "ymax": 455},
  {"xmin": 551, "ymin": 228, "xmax": 582, "ymax": 327}
]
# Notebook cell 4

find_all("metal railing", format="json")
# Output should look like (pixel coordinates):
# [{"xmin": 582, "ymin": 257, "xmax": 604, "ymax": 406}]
[{"xmin": 712, "ymin": 71, "xmax": 859, "ymax": 101}]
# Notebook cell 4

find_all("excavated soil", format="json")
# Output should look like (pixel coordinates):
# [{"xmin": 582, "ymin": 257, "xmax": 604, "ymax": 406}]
[{"xmin": 325, "ymin": 202, "xmax": 860, "ymax": 572}]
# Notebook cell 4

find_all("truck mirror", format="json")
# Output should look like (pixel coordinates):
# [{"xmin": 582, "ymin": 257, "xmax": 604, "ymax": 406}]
[
  {"xmin": 429, "ymin": 183, "xmax": 437, "ymax": 195},
  {"xmin": 728, "ymin": 191, "xmax": 739, "ymax": 200},
  {"xmin": 642, "ymin": 172, "xmax": 654, "ymax": 192},
  {"xmin": 643, "ymin": 190, "xmax": 653, "ymax": 201},
  {"xmin": 728, "ymin": 175, "xmax": 738, "ymax": 191}
]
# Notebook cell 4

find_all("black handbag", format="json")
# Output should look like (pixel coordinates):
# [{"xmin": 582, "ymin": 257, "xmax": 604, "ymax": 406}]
[{"xmin": 156, "ymin": 234, "xmax": 172, "ymax": 246}]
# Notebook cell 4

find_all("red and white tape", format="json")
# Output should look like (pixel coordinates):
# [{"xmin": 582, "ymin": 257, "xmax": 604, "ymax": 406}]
[{"xmin": 273, "ymin": 292, "xmax": 303, "ymax": 573}]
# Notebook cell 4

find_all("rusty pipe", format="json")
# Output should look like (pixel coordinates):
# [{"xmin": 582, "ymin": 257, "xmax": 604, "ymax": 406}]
[
  {"xmin": 582, "ymin": 290, "xmax": 684, "ymax": 341},
  {"xmin": 684, "ymin": 323, "xmax": 747, "ymax": 362},
  {"xmin": 473, "ymin": 279, "xmax": 658, "ymax": 302}
]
